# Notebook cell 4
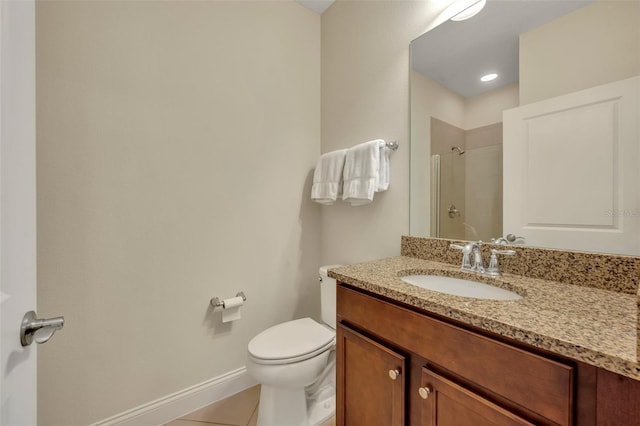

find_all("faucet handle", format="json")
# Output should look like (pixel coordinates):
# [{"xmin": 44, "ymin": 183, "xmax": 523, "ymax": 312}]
[
  {"xmin": 505, "ymin": 234, "xmax": 526, "ymax": 243},
  {"xmin": 491, "ymin": 249, "xmax": 516, "ymax": 256},
  {"xmin": 493, "ymin": 234, "xmax": 526, "ymax": 245},
  {"xmin": 471, "ymin": 241, "xmax": 485, "ymax": 272},
  {"xmin": 486, "ymin": 249, "xmax": 516, "ymax": 276},
  {"xmin": 449, "ymin": 243, "xmax": 472, "ymax": 271}
]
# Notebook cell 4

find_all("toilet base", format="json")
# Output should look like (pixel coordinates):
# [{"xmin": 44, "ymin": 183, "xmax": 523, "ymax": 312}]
[
  {"xmin": 254, "ymin": 352, "xmax": 336, "ymax": 426},
  {"xmin": 307, "ymin": 385, "xmax": 335, "ymax": 426},
  {"xmin": 256, "ymin": 385, "xmax": 307, "ymax": 426},
  {"xmin": 256, "ymin": 383, "xmax": 335, "ymax": 426}
]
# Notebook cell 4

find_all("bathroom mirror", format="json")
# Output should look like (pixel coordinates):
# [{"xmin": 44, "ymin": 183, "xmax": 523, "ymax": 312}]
[{"xmin": 409, "ymin": 0, "xmax": 640, "ymax": 255}]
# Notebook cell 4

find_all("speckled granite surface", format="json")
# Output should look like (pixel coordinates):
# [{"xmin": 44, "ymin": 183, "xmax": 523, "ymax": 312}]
[
  {"xmin": 401, "ymin": 236, "xmax": 640, "ymax": 294},
  {"xmin": 328, "ymin": 256, "xmax": 640, "ymax": 380}
]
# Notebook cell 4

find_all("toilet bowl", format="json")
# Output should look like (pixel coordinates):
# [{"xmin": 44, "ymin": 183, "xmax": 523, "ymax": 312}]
[{"xmin": 247, "ymin": 266, "xmax": 340, "ymax": 426}]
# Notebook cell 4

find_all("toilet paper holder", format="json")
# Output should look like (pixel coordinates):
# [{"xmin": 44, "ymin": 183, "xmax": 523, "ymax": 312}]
[{"xmin": 210, "ymin": 291, "xmax": 246, "ymax": 309}]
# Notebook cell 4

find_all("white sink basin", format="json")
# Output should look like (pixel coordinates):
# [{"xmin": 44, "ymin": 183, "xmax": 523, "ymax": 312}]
[{"xmin": 400, "ymin": 275, "xmax": 522, "ymax": 301}]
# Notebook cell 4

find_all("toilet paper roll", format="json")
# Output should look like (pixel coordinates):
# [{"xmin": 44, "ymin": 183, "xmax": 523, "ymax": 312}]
[{"xmin": 222, "ymin": 296, "xmax": 244, "ymax": 323}]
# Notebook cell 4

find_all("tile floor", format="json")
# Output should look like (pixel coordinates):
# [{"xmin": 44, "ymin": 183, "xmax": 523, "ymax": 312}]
[{"xmin": 164, "ymin": 385, "xmax": 336, "ymax": 426}]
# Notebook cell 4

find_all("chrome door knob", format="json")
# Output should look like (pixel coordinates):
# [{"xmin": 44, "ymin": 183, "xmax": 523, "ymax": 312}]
[
  {"xmin": 418, "ymin": 386, "xmax": 432, "ymax": 399},
  {"xmin": 20, "ymin": 310, "xmax": 64, "ymax": 346},
  {"xmin": 388, "ymin": 369, "xmax": 401, "ymax": 380}
]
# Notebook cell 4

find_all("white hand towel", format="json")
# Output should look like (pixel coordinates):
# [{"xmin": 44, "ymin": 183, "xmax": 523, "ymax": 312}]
[
  {"xmin": 311, "ymin": 149, "xmax": 347, "ymax": 205},
  {"xmin": 377, "ymin": 144, "xmax": 391, "ymax": 192},
  {"xmin": 342, "ymin": 140, "xmax": 385, "ymax": 206}
]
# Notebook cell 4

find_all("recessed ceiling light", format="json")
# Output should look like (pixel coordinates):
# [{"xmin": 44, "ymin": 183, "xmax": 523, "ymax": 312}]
[
  {"xmin": 450, "ymin": 0, "xmax": 487, "ymax": 22},
  {"xmin": 480, "ymin": 73, "xmax": 498, "ymax": 82}
]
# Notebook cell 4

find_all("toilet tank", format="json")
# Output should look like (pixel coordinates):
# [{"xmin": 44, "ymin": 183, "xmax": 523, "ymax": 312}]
[{"xmin": 319, "ymin": 265, "xmax": 341, "ymax": 330}]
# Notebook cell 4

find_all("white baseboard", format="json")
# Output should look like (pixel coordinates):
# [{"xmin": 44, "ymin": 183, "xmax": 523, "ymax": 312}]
[{"xmin": 90, "ymin": 367, "xmax": 258, "ymax": 426}]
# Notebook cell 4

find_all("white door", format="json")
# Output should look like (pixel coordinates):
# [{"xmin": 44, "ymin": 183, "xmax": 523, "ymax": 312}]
[
  {"xmin": 503, "ymin": 76, "xmax": 640, "ymax": 255},
  {"xmin": 1, "ymin": 1, "xmax": 38, "ymax": 425}
]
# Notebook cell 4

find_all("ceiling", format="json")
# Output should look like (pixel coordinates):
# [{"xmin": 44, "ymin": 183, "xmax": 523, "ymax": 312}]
[
  {"xmin": 411, "ymin": 0, "xmax": 594, "ymax": 98},
  {"xmin": 296, "ymin": 0, "xmax": 334, "ymax": 15}
]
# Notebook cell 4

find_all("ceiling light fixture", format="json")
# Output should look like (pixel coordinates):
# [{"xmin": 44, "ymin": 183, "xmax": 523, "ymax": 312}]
[
  {"xmin": 450, "ymin": 0, "xmax": 487, "ymax": 21},
  {"xmin": 480, "ymin": 73, "xmax": 498, "ymax": 82}
]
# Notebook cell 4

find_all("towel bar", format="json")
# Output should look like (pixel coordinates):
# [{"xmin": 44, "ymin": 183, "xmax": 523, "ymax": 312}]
[{"xmin": 382, "ymin": 140, "xmax": 399, "ymax": 151}]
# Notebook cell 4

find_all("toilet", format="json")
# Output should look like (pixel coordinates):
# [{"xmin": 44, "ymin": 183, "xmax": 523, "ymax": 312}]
[{"xmin": 247, "ymin": 265, "xmax": 340, "ymax": 426}]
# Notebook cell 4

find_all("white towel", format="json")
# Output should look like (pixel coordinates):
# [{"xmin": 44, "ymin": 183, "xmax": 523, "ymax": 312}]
[
  {"xmin": 311, "ymin": 149, "xmax": 347, "ymax": 205},
  {"xmin": 377, "ymin": 143, "xmax": 391, "ymax": 191},
  {"xmin": 342, "ymin": 139, "xmax": 390, "ymax": 206}
]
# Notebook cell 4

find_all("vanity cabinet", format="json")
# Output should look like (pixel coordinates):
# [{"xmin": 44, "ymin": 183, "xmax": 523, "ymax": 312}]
[{"xmin": 336, "ymin": 284, "xmax": 595, "ymax": 426}]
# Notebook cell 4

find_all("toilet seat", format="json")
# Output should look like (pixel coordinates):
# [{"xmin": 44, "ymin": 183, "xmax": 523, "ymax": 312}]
[{"xmin": 248, "ymin": 318, "xmax": 335, "ymax": 365}]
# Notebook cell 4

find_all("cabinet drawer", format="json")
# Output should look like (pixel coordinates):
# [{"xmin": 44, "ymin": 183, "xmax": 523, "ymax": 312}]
[{"xmin": 337, "ymin": 285, "xmax": 574, "ymax": 426}]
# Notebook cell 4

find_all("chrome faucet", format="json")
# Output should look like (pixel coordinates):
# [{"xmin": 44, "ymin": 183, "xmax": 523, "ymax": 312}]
[
  {"xmin": 450, "ymin": 241, "xmax": 484, "ymax": 273},
  {"xmin": 450, "ymin": 241, "xmax": 515, "ymax": 276},
  {"xmin": 469, "ymin": 242, "xmax": 485, "ymax": 273}
]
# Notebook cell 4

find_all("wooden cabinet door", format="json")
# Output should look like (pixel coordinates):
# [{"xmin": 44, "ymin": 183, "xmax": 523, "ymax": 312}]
[
  {"xmin": 420, "ymin": 367, "xmax": 535, "ymax": 426},
  {"xmin": 596, "ymin": 368, "xmax": 640, "ymax": 425},
  {"xmin": 336, "ymin": 323, "xmax": 405, "ymax": 426}
]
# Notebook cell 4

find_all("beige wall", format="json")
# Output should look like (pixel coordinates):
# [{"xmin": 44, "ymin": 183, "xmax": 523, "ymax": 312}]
[
  {"xmin": 36, "ymin": 1, "xmax": 320, "ymax": 425},
  {"xmin": 410, "ymin": 70, "xmax": 465, "ymax": 237},
  {"xmin": 464, "ymin": 83, "xmax": 518, "ymax": 130},
  {"xmin": 520, "ymin": 1, "xmax": 640, "ymax": 104},
  {"xmin": 320, "ymin": 0, "xmax": 448, "ymax": 265}
]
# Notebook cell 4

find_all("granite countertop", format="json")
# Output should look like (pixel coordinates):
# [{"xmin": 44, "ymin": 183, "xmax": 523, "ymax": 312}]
[{"xmin": 328, "ymin": 256, "xmax": 639, "ymax": 380}]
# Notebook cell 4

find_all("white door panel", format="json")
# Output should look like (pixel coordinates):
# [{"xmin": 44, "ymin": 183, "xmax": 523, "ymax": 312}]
[
  {"xmin": 503, "ymin": 76, "xmax": 640, "ymax": 255},
  {"xmin": 1, "ymin": 1, "xmax": 38, "ymax": 424}
]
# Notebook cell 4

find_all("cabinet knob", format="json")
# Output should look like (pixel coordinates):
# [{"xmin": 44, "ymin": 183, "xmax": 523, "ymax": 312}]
[
  {"xmin": 388, "ymin": 369, "xmax": 401, "ymax": 380},
  {"xmin": 418, "ymin": 386, "xmax": 432, "ymax": 399}
]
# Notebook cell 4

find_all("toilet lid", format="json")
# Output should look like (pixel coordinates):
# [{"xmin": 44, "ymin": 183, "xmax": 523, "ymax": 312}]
[{"xmin": 248, "ymin": 318, "xmax": 335, "ymax": 363}]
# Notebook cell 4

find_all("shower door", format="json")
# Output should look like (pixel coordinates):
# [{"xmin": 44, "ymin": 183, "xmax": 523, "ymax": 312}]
[
  {"xmin": 430, "ymin": 147, "xmax": 503, "ymax": 241},
  {"xmin": 430, "ymin": 152, "xmax": 466, "ymax": 240}
]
